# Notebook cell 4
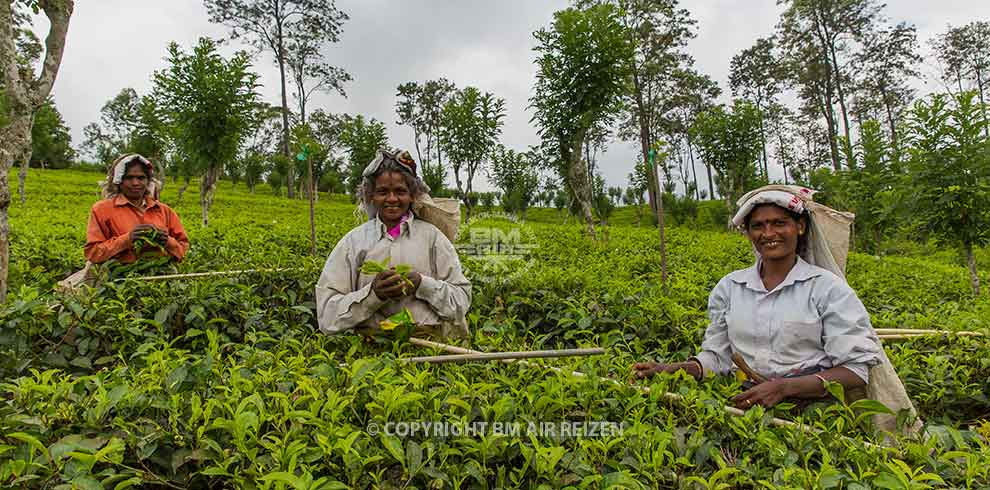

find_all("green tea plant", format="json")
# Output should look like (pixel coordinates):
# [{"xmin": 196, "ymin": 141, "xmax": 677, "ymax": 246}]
[{"xmin": 2, "ymin": 168, "xmax": 990, "ymax": 489}]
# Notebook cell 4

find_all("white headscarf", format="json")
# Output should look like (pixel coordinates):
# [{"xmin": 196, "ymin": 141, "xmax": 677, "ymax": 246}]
[
  {"xmin": 733, "ymin": 185, "xmax": 853, "ymax": 277},
  {"xmin": 101, "ymin": 154, "xmax": 162, "ymax": 200}
]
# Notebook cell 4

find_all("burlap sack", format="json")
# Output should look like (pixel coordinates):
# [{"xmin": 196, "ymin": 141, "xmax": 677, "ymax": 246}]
[
  {"xmin": 413, "ymin": 195, "xmax": 461, "ymax": 244},
  {"xmin": 55, "ymin": 261, "xmax": 96, "ymax": 295}
]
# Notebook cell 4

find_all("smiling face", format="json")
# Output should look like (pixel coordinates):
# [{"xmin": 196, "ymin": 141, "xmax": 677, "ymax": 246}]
[
  {"xmin": 745, "ymin": 204, "xmax": 806, "ymax": 262},
  {"xmin": 372, "ymin": 171, "xmax": 413, "ymax": 227},
  {"xmin": 120, "ymin": 162, "xmax": 149, "ymax": 201}
]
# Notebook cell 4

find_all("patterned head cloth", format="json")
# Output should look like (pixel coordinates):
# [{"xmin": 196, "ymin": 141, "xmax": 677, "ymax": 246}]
[
  {"xmin": 101, "ymin": 154, "xmax": 162, "ymax": 200},
  {"xmin": 362, "ymin": 148, "xmax": 417, "ymax": 178},
  {"xmin": 730, "ymin": 187, "xmax": 813, "ymax": 227}
]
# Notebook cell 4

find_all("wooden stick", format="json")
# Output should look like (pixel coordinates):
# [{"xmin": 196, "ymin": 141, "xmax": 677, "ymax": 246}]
[
  {"xmin": 875, "ymin": 329, "xmax": 983, "ymax": 337},
  {"xmin": 878, "ymin": 334, "xmax": 984, "ymax": 341},
  {"xmin": 408, "ymin": 338, "xmax": 881, "ymax": 449},
  {"xmin": 403, "ymin": 348, "xmax": 605, "ymax": 364},
  {"xmin": 732, "ymin": 352, "xmax": 767, "ymax": 384},
  {"xmin": 127, "ymin": 268, "xmax": 299, "ymax": 282}
]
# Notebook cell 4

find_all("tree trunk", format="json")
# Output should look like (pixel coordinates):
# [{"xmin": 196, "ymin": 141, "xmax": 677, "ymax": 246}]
[
  {"xmin": 778, "ymin": 131, "xmax": 790, "ymax": 185},
  {"xmin": 17, "ymin": 142, "xmax": 30, "ymax": 204},
  {"xmin": 654, "ymin": 162, "xmax": 668, "ymax": 293},
  {"xmin": 0, "ymin": 165, "xmax": 8, "ymax": 302},
  {"xmin": 757, "ymin": 105, "xmax": 769, "ymax": 180},
  {"xmin": 0, "ymin": 0, "xmax": 74, "ymax": 301},
  {"xmin": 567, "ymin": 136, "xmax": 596, "ymax": 239},
  {"xmin": 0, "ymin": 116, "xmax": 32, "ymax": 303},
  {"xmin": 705, "ymin": 162, "xmax": 714, "ymax": 200},
  {"xmin": 828, "ymin": 41, "xmax": 854, "ymax": 168},
  {"xmin": 976, "ymin": 69, "xmax": 989, "ymax": 139},
  {"xmin": 965, "ymin": 240, "xmax": 980, "ymax": 296},
  {"xmin": 820, "ymin": 90, "xmax": 841, "ymax": 171},
  {"xmin": 686, "ymin": 136, "xmax": 700, "ymax": 200},
  {"xmin": 308, "ymin": 157, "xmax": 316, "ymax": 255},
  {"xmin": 464, "ymin": 164, "xmax": 476, "ymax": 223},
  {"xmin": 200, "ymin": 165, "xmax": 220, "ymax": 227},
  {"xmin": 881, "ymin": 86, "xmax": 900, "ymax": 161},
  {"xmin": 632, "ymin": 74, "xmax": 658, "ymax": 218},
  {"xmin": 177, "ymin": 176, "xmax": 191, "ymax": 201},
  {"xmin": 276, "ymin": 39, "xmax": 294, "ymax": 198}
]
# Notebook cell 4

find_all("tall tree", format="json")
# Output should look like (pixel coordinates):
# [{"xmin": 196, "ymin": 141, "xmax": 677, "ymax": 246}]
[
  {"xmin": 488, "ymin": 145, "xmax": 540, "ymax": 220},
  {"xmin": 338, "ymin": 114, "xmax": 388, "ymax": 198},
  {"xmin": 153, "ymin": 37, "xmax": 261, "ymax": 227},
  {"xmin": 442, "ymin": 86, "xmax": 505, "ymax": 222},
  {"xmin": 80, "ymin": 88, "xmax": 141, "ymax": 163},
  {"xmin": 729, "ymin": 36, "xmax": 785, "ymax": 180},
  {"xmin": 395, "ymin": 79, "xmax": 456, "ymax": 195},
  {"xmin": 308, "ymin": 108, "xmax": 345, "ymax": 190},
  {"xmin": 690, "ymin": 100, "xmax": 763, "ymax": 212},
  {"xmin": 932, "ymin": 22, "xmax": 990, "ymax": 138},
  {"xmin": 0, "ymin": 0, "xmax": 74, "ymax": 303},
  {"xmin": 29, "ymin": 97, "xmax": 73, "ymax": 169},
  {"xmin": 531, "ymin": 4, "xmax": 634, "ymax": 237},
  {"xmin": 582, "ymin": 0, "xmax": 695, "ymax": 223},
  {"xmin": 6, "ymin": 4, "xmax": 42, "ymax": 204},
  {"xmin": 241, "ymin": 104, "xmax": 283, "ymax": 193},
  {"xmin": 904, "ymin": 92, "xmax": 990, "ymax": 295},
  {"xmin": 205, "ymin": 0, "xmax": 349, "ymax": 198},
  {"xmin": 285, "ymin": 31, "xmax": 350, "ymax": 126},
  {"xmin": 853, "ymin": 22, "xmax": 920, "ymax": 158},
  {"xmin": 661, "ymin": 68, "xmax": 720, "ymax": 200},
  {"xmin": 783, "ymin": 36, "xmax": 842, "ymax": 170},
  {"xmin": 778, "ymin": 0, "xmax": 883, "ymax": 169}
]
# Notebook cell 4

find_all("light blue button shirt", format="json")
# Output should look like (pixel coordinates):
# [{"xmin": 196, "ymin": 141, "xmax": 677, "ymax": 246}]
[{"xmin": 694, "ymin": 257, "xmax": 882, "ymax": 382}]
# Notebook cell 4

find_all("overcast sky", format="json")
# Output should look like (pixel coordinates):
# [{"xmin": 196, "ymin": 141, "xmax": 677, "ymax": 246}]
[{"xmin": 45, "ymin": 0, "xmax": 990, "ymax": 192}]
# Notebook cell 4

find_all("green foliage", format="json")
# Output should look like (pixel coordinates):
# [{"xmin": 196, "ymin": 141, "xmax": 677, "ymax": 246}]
[
  {"xmin": 531, "ymin": 3, "xmax": 634, "ymax": 222},
  {"xmin": 395, "ymin": 79, "xmax": 456, "ymax": 195},
  {"xmin": 151, "ymin": 36, "xmax": 262, "ymax": 226},
  {"xmin": 29, "ymin": 98, "xmax": 74, "ymax": 168},
  {"xmin": 338, "ymin": 114, "xmax": 389, "ymax": 197},
  {"xmin": 441, "ymin": 86, "xmax": 505, "ymax": 216},
  {"xmin": 489, "ymin": 146, "xmax": 539, "ymax": 218},
  {"xmin": 903, "ymin": 92, "xmax": 990, "ymax": 255},
  {"xmin": 153, "ymin": 37, "xmax": 261, "ymax": 181},
  {"xmin": 4, "ymin": 168, "xmax": 990, "ymax": 488},
  {"xmin": 690, "ymin": 100, "xmax": 763, "ymax": 210}
]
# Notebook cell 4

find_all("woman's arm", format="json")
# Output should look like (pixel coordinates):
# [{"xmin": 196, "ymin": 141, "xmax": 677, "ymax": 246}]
[
  {"xmin": 163, "ymin": 207, "xmax": 190, "ymax": 261},
  {"xmin": 633, "ymin": 278, "xmax": 732, "ymax": 380},
  {"xmin": 315, "ymin": 237, "xmax": 387, "ymax": 334},
  {"xmin": 818, "ymin": 277, "xmax": 883, "ymax": 383},
  {"xmin": 732, "ymin": 274, "xmax": 881, "ymax": 409},
  {"xmin": 84, "ymin": 207, "xmax": 131, "ymax": 264},
  {"xmin": 411, "ymin": 232, "xmax": 471, "ymax": 325},
  {"xmin": 730, "ymin": 366, "xmax": 864, "ymax": 408}
]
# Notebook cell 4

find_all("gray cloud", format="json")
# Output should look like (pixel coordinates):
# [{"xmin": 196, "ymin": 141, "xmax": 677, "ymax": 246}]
[{"xmin": 47, "ymin": 0, "xmax": 990, "ymax": 194}]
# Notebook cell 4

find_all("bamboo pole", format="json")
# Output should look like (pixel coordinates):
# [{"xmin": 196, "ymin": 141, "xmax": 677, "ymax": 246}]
[
  {"xmin": 874, "ymin": 329, "xmax": 983, "ymax": 337},
  {"xmin": 127, "ymin": 268, "xmax": 299, "ymax": 282},
  {"xmin": 407, "ymin": 338, "xmax": 881, "ymax": 449},
  {"xmin": 878, "ymin": 334, "xmax": 984, "ymax": 341},
  {"xmin": 403, "ymin": 348, "xmax": 605, "ymax": 364}
]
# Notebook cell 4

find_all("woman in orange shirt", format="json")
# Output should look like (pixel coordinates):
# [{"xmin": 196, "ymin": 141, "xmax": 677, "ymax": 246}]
[{"xmin": 85, "ymin": 154, "xmax": 189, "ymax": 264}]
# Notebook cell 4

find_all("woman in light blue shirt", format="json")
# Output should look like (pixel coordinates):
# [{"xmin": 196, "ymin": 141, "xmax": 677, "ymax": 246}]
[{"xmin": 633, "ymin": 189, "xmax": 882, "ymax": 410}]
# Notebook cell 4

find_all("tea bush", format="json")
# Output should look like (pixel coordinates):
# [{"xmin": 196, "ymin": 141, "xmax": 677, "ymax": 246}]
[{"xmin": 2, "ymin": 169, "xmax": 989, "ymax": 489}]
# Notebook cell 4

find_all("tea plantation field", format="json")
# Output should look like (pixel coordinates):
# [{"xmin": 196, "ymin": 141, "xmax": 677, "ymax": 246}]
[{"xmin": 2, "ymin": 169, "xmax": 989, "ymax": 489}]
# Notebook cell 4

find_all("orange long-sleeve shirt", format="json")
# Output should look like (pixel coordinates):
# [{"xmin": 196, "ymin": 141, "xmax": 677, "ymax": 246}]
[{"xmin": 85, "ymin": 195, "xmax": 190, "ymax": 264}]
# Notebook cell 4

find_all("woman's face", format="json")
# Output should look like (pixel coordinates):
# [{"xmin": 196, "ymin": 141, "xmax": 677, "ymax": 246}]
[
  {"xmin": 745, "ymin": 204, "xmax": 805, "ymax": 261},
  {"xmin": 121, "ymin": 163, "xmax": 149, "ymax": 201},
  {"xmin": 372, "ymin": 171, "xmax": 413, "ymax": 224}
]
